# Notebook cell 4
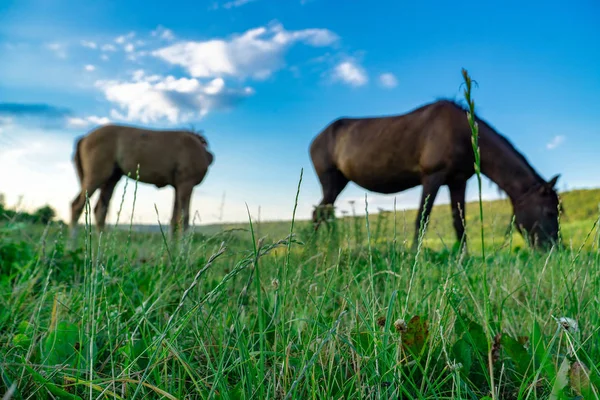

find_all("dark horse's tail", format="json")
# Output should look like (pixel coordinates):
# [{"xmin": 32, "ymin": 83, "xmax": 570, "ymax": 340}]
[{"xmin": 73, "ymin": 136, "xmax": 85, "ymax": 184}]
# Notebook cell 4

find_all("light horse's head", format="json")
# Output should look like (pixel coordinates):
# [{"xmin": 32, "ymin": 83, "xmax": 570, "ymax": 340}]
[{"xmin": 186, "ymin": 127, "xmax": 214, "ymax": 165}]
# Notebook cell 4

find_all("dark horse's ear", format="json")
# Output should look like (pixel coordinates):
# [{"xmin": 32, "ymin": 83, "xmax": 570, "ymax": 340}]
[{"xmin": 548, "ymin": 174, "xmax": 560, "ymax": 188}]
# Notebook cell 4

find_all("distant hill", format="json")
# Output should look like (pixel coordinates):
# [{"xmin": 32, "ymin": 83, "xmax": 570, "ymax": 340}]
[{"xmin": 119, "ymin": 187, "xmax": 600, "ymax": 245}]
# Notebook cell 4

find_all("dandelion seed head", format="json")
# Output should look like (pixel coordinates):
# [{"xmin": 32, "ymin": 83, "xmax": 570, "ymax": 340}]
[
  {"xmin": 394, "ymin": 319, "xmax": 407, "ymax": 333},
  {"xmin": 557, "ymin": 316, "xmax": 579, "ymax": 332}
]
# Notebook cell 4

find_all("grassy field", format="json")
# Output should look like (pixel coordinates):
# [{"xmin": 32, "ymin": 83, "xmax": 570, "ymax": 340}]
[{"xmin": 1, "ymin": 182, "xmax": 599, "ymax": 399}]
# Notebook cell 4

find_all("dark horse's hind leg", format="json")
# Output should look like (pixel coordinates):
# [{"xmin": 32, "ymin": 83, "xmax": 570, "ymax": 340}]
[
  {"xmin": 448, "ymin": 180, "xmax": 467, "ymax": 252},
  {"xmin": 313, "ymin": 167, "xmax": 349, "ymax": 229},
  {"xmin": 412, "ymin": 172, "xmax": 445, "ymax": 251}
]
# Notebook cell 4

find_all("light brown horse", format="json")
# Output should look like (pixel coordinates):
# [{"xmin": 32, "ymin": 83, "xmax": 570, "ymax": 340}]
[
  {"xmin": 310, "ymin": 99, "xmax": 562, "ymax": 250},
  {"xmin": 70, "ymin": 124, "xmax": 214, "ymax": 240}
]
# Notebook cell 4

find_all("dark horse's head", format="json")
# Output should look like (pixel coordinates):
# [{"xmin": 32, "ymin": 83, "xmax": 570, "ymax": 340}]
[{"xmin": 512, "ymin": 174, "xmax": 562, "ymax": 249}]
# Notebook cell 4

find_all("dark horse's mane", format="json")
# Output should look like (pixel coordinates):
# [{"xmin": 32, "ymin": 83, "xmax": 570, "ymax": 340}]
[{"xmin": 440, "ymin": 98, "xmax": 545, "ymax": 183}]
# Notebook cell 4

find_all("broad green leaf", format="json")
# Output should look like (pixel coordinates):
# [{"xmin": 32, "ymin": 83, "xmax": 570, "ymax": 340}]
[
  {"xmin": 12, "ymin": 333, "xmax": 31, "ymax": 349},
  {"xmin": 500, "ymin": 334, "xmax": 530, "ymax": 377},
  {"xmin": 549, "ymin": 357, "xmax": 570, "ymax": 400},
  {"xmin": 42, "ymin": 321, "xmax": 96, "ymax": 370},
  {"xmin": 452, "ymin": 338, "xmax": 473, "ymax": 377},
  {"xmin": 531, "ymin": 321, "xmax": 555, "ymax": 380},
  {"xmin": 401, "ymin": 315, "xmax": 429, "ymax": 357}
]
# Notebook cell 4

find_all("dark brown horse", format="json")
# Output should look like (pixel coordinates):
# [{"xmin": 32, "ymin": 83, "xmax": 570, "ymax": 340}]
[
  {"xmin": 309, "ymin": 99, "xmax": 561, "ymax": 250},
  {"xmin": 70, "ymin": 124, "xmax": 214, "ymax": 242}
]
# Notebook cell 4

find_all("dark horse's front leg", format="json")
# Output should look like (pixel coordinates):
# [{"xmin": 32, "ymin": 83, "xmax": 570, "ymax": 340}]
[
  {"xmin": 312, "ymin": 204, "xmax": 336, "ymax": 230},
  {"xmin": 313, "ymin": 167, "xmax": 349, "ymax": 230},
  {"xmin": 412, "ymin": 172, "xmax": 445, "ymax": 251}
]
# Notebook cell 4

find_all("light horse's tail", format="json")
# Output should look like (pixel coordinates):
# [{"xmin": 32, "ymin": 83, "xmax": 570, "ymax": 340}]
[{"xmin": 73, "ymin": 136, "xmax": 85, "ymax": 184}]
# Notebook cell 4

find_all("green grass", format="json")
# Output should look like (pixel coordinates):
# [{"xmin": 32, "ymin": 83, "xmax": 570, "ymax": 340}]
[{"xmin": 0, "ymin": 180, "xmax": 599, "ymax": 399}]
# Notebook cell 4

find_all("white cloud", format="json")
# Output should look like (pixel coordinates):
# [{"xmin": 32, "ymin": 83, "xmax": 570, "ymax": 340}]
[
  {"xmin": 333, "ymin": 60, "xmax": 368, "ymax": 86},
  {"xmin": 151, "ymin": 25, "xmax": 175, "ymax": 41},
  {"xmin": 88, "ymin": 116, "xmax": 110, "ymax": 125},
  {"xmin": 80, "ymin": 40, "xmax": 97, "ymax": 49},
  {"xmin": 101, "ymin": 54, "xmax": 109, "ymax": 61},
  {"xmin": 547, "ymin": 135, "xmax": 565, "ymax": 150},
  {"xmin": 46, "ymin": 42, "xmax": 67, "ymax": 59},
  {"xmin": 378, "ymin": 72, "xmax": 397, "ymax": 88},
  {"xmin": 101, "ymin": 44, "xmax": 117, "ymax": 52},
  {"xmin": 223, "ymin": 0, "xmax": 256, "ymax": 8},
  {"xmin": 84, "ymin": 64, "xmax": 96, "ymax": 72},
  {"xmin": 0, "ymin": 116, "xmax": 13, "ymax": 135},
  {"xmin": 0, "ymin": 116, "xmax": 13, "ymax": 125},
  {"xmin": 153, "ymin": 22, "xmax": 338, "ymax": 80},
  {"xmin": 95, "ymin": 70, "xmax": 253, "ymax": 123},
  {"xmin": 0, "ymin": 129, "xmax": 77, "ymax": 221},
  {"xmin": 124, "ymin": 43, "xmax": 135, "ymax": 53},
  {"xmin": 115, "ymin": 32, "xmax": 135, "ymax": 44},
  {"xmin": 67, "ymin": 115, "xmax": 110, "ymax": 128}
]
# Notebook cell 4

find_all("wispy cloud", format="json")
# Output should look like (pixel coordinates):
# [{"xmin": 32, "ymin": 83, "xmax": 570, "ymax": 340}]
[
  {"xmin": 67, "ymin": 115, "xmax": 110, "ymax": 128},
  {"xmin": 547, "ymin": 135, "xmax": 565, "ymax": 150},
  {"xmin": 333, "ymin": 60, "xmax": 368, "ymax": 87},
  {"xmin": 101, "ymin": 44, "xmax": 117, "ymax": 52},
  {"xmin": 378, "ymin": 72, "xmax": 398, "ymax": 88},
  {"xmin": 223, "ymin": 0, "xmax": 257, "ymax": 9},
  {"xmin": 84, "ymin": 64, "xmax": 96, "ymax": 72},
  {"xmin": 80, "ymin": 40, "xmax": 97, "ymax": 49},
  {"xmin": 0, "ymin": 103, "xmax": 107, "ymax": 132},
  {"xmin": 0, "ymin": 102, "xmax": 71, "ymax": 119},
  {"xmin": 153, "ymin": 22, "xmax": 338, "ymax": 80},
  {"xmin": 46, "ymin": 42, "xmax": 67, "ymax": 58},
  {"xmin": 210, "ymin": 0, "xmax": 257, "ymax": 9},
  {"xmin": 115, "ymin": 32, "xmax": 135, "ymax": 44},
  {"xmin": 151, "ymin": 25, "xmax": 175, "ymax": 41}
]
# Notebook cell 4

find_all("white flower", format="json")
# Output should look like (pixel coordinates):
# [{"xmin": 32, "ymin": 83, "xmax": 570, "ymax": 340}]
[{"xmin": 555, "ymin": 316, "xmax": 579, "ymax": 332}]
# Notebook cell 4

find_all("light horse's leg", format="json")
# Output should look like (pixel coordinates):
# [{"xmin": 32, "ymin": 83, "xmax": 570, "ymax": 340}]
[
  {"xmin": 177, "ymin": 182, "xmax": 195, "ymax": 234},
  {"xmin": 170, "ymin": 182, "xmax": 195, "ymax": 242},
  {"xmin": 448, "ymin": 179, "xmax": 467, "ymax": 253},
  {"xmin": 170, "ymin": 186, "xmax": 181, "ymax": 239},
  {"xmin": 412, "ymin": 172, "xmax": 445, "ymax": 251},
  {"xmin": 94, "ymin": 170, "xmax": 122, "ymax": 233},
  {"xmin": 70, "ymin": 180, "xmax": 101, "ymax": 246},
  {"xmin": 312, "ymin": 167, "xmax": 349, "ymax": 230}
]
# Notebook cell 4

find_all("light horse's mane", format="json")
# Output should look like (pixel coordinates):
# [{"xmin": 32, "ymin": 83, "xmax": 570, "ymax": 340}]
[{"xmin": 181, "ymin": 124, "xmax": 209, "ymax": 147}]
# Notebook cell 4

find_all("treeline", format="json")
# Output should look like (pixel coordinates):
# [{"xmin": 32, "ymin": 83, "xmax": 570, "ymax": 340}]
[{"xmin": 0, "ymin": 196, "xmax": 58, "ymax": 226}]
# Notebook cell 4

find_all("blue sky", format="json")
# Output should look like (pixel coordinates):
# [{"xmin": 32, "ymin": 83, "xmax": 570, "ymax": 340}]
[{"xmin": 1, "ymin": 0, "xmax": 599, "ymax": 225}]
